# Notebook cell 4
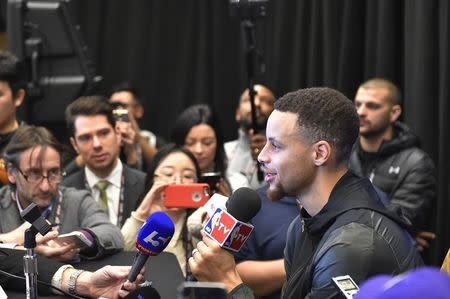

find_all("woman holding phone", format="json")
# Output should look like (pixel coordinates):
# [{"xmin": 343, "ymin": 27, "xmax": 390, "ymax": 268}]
[
  {"xmin": 121, "ymin": 143, "xmax": 201, "ymax": 277},
  {"xmin": 171, "ymin": 104, "xmax": 249, "ymax": 196}
]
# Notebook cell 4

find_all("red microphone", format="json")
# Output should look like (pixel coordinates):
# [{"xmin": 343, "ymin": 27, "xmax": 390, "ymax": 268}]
[{"xmin": 202, "ymin": 187, "xmax": 261, "ymax": 252}]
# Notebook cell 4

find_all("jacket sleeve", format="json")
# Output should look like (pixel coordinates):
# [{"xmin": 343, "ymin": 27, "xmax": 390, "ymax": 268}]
[
  {"xmin": 76, "ymin": 191, "xmax": 124, "ymax": 258},
  {"xmin": 387, "ymin": 149, "xmax": 436, "ymax": 233},
  {"xmin": 305, "ymin": 224, "xmax": 375, "ymax": 299}
]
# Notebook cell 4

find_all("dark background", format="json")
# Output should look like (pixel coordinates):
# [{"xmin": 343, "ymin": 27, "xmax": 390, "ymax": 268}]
[{"xmin": 2, "ymin": 0, "xmax": 449, "ymax": 266}]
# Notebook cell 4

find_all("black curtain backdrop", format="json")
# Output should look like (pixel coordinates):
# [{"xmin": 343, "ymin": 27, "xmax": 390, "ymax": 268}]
[{"xmin": 58, "ymin": 0, "xmax": 449, "ymax": 265}]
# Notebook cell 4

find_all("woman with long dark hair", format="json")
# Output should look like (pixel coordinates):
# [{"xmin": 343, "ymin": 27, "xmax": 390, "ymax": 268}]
[{"xmin": 121, "ymin": 143, "xmax": 201, "ymax": 277}]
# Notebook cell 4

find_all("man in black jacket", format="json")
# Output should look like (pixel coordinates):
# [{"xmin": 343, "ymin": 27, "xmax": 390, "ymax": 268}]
[
  {"xmin": 349, "ymin": 78, "xmax": 436, "ymax": 252},
  {"xmin": 189, "ymin": 88, "xmax": 423, "ymax": 299}
]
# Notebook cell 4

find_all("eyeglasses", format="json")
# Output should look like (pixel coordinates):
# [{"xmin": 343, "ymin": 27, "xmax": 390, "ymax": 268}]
[
  {"xmin": 154, "ymin": 172, "xmax": 197, "ymax": 184},
  {"xmin": 15, "ymin": 167, "xmax": 64, "ymax": 184}
]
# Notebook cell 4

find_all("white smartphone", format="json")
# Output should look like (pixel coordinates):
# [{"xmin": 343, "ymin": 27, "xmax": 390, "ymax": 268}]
[
  {"xmin": 177, "ymin": 282, "xmax": 227, "ymax": 299},
  {"xmin": 54, "ymin": 231, "xmax": 93, "ymax": 249}
]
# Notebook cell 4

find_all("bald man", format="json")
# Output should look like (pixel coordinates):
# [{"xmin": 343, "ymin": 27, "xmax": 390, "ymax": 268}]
[{"xmin": 225, "ymin": 85, "xmax": 276, "ymax": 189}]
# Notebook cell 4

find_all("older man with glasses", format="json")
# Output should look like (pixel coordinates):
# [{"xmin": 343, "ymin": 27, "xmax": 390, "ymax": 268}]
[{"xmin": 0, "ymin": 125, "xmax": 124, "ymax": 262}]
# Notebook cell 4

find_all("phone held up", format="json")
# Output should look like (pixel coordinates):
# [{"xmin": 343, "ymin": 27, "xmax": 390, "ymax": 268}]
[
  {"xmin": 177, "ymin": 282, "xmax": 227, "ymax": 299},
  {"xmin": 198, "ymin": 172, "xmax": 221, "ymax": 193},
  {"xmin": 112, "ymin": 108, "xmax": 130, "ymax": 122},
  {"xmin": 164, "ymin": 183, "xmax": 210, "ymax": 209}
]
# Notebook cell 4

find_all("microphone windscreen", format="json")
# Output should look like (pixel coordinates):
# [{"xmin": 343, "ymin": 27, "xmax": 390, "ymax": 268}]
[
  {"xmin": 226, "ymin": 187, "xmax": 261, "ymax": 222},
  {"xmin": 136, "ymin": 211, "xmax": 175, "ymax": 256}
]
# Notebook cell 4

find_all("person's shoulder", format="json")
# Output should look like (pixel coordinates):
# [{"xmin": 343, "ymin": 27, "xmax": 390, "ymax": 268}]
[
  {"xmin": 123, "ymin": 164, "xmax": 146, "ymax": 180},
  {"xmin": 61, "ymin": 169, "xmax": 84, "ymax": 185},
  {"xmin": 224, "ymin": 139, "xmax": 238, "ymax": 153},
  {"xmin": 60, "ymin": 186, "xmax": 92, "ymax": 201},
  {"xmin": 0, "ymin": 185, "xmax": 14, "ymax": 208}
]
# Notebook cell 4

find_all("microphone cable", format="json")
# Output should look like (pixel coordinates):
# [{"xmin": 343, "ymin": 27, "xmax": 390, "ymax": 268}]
[{"xmin": 0, "ymin": 268, "xmax": 83, "ymax": 299}]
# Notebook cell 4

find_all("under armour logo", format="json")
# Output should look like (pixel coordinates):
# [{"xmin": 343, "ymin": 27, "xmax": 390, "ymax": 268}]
[{"xmin": 388, "ymin": 166, "xmax": 400, "ymax": 175}]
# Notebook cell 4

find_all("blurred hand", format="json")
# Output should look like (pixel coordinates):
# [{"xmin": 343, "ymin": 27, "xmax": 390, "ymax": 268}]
[
  {"xmin": 134, "ymin": 180, "xmax": 170, "ymax": 220},
  {"xmin": 415, "ymin": 231, "xmax": 436, "ymax": 252},
  {"xmin": 81, "ymin": 265, "xmax": 145, "ymax": 298},
  {"xmin": 249, "ymin": 130, "xmax": 267, "ymax": 161},
  {"xmin": 116, "ymin": 120, "xmax": 137, "ymax": 147},
  {"xmin": 0, "ymin": 222, "xmax": 31, "ymax": 244},
  {"xmin": 189, "ymin": 234, "xmax": 243, "ymax": 292}
]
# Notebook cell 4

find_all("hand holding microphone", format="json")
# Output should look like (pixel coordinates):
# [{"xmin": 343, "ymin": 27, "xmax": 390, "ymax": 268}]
[
  {"xmin": 128, "ymin": 211, "xmax": 175, "ymax": 283},
  {"xmin": 189, "ymin": 187, "xmax": 261, "ymax": 291}
]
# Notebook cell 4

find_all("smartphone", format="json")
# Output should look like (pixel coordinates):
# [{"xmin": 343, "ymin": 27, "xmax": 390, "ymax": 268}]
[
  {"xmin": 113, "ymin": 108, "xmax": 130, "ymax": 122},
  {"xmin": 177, "ymin": 282, "xmax": 227, "ymax": 299},
  {"xmin": 54, "ymin": 231, "xmax": 93, "ymax": 249},
  {"xmin": 199, "ymin": 172, "xmax": 221, "ymax": 192},
  {"xmin": 164, "ymin": 183, "xmax": 210, "ymax": 208}
]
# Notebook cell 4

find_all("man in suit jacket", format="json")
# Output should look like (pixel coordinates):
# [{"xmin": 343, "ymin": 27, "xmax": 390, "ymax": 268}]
[
  {"xmin": 62, "ymin": 96, "xmax": 146, "ymax": 227},
  {"xmin": 0, "ymin": 126, "xmax": 123, "ymax": 261}
]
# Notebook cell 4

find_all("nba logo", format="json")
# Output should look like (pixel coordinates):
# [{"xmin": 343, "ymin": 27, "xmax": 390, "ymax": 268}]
[{"xmin": 203, "ymin": 208, "xmax": 238, "ymax": 246}]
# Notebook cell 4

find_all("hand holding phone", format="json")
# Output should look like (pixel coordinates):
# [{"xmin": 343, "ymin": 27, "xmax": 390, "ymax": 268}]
[
  {"xmin": 199, "ymin": 172, "xmax": 221, "ymax": 192},
  {"xmin": 164, "ymin": 183, "xmax": 210, "ymax": 209},
  {"xmin": 53, "ymin": 231, "xmax": 93, "ymax": 249}
]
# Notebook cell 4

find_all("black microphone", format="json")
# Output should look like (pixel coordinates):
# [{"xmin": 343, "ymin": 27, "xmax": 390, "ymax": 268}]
[
  {"xmin": 128, "ymin": 211, "xmax": 175, "ymax": 282},
  {"xmin": 226, "ymin": 187, "xmax": 261, "ymax": 223},
  {"xmin": 20, "ymin": 203, "xmax": 51, "ymax": 236}
]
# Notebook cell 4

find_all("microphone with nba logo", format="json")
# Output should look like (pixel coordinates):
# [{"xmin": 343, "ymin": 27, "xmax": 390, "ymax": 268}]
[
  {"xmin": 128, "ymin": 211, "xmax": 175, "ymax": 282},
  {"xmin": 202, "ymin": 187, "xmax": 261, "ymax": 252}
]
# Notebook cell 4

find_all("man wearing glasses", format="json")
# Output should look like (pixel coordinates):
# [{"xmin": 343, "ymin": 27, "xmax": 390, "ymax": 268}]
[{"xmin": 0, "ymin": 125, "xmax": 124, "ymax": 261}]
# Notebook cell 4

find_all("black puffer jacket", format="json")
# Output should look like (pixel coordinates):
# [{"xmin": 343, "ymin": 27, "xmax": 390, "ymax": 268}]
[
  {"xmin": 282, "ymin": 171, "xmax": 423, "ymax": 299},
  {"xmin": 349, "ymin": 122, "xmax": 436, "ymax": 233}
]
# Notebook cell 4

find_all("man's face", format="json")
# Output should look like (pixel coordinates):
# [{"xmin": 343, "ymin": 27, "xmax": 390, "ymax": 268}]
[
  {"xmin": 70, "ymin": 115, "xmax": 121, "ymax": 177},
  {"xmin": 7, "ymin": 146, "xmax": 61, "ymax": 208},
  {"xmin": 236, "ymin": 86, "xmax": 275, "ymax": 132},
  {"xmin": 258, "ymin": 110, "xmax": 315, "ymax": 201},
  {"xmin": 0, "ymin": 81, "xmax": 23, "ymax": 132},
  {"xmin": 354, "ymin": 87, "xmax": 399, "ymax": 138},
  {"xmin": 110, "ymin": 91, "xmax": 140, "ymax": 119}
]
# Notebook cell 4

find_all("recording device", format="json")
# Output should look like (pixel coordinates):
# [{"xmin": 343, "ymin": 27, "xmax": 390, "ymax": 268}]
[
  {"xmin": 229, "ymin": 0, "xmax": 269, "ymax": 19},
  {"xmin": 332, "ymin": 275, "xmax": 359, "ymax": 299},
  {"xmin": 199, "ymin": 172, "xmax": 221, "ymax": 193},
  {"xmin": 20, "ymin": 203, "xmax": 52, "ymax": 236},
  {"xmin": 128, "ymin": 211, "xmax": 175, "ymax": 282},
  {"xmin": 164, "ymin": 183, "xmax": 210, "ymax": 209},
  {"xmin": 113, "ymin": 108, "xmax": 130, "ymax": 122},
  {"xmin": 202, "ymin": 187, "xmax": 261, "ymax": 252},
  {"xmin": 177, "ymin": 282, "xmax": 227, "ymax": 299},
  {"xmin": 54, "ymin": 231, "xmax": 93, "ymax": 249}
]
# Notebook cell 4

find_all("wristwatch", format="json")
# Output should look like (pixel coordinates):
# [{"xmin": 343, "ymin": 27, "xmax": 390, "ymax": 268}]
[{"xmin": 68, "ymin": 269, "xmax": 85, "ymax": 295}]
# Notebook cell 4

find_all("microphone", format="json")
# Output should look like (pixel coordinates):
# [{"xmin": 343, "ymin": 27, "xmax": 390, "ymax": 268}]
[
  {"xmin": 128, "ymin": 211, "xmax": 175, "ymax": 282},
  {"xmin": 202, "ymin": 187, "xmax": 261, "ymax": 252},
  {"xmin": 20, "ymin": 202, "xmax": 52, "ymax": 236}
]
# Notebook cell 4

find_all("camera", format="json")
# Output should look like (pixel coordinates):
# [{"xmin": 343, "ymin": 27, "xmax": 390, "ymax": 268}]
[
  {"xmin": 229, "ymin": 0, "xmax": 269, "ymax": 19},
  {"xmin": 112, "ymin": 108, "xmax": 130, "ymax": 122}
]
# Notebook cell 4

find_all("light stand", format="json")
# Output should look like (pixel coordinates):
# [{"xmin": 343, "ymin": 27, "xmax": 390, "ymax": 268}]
[
  {"xmin": 23, "ymin": 227, "xmax": 39, "ymax": 299},
  {"xmin": 20, "ymin": 203, "xmax": 52, "ymax": 299},
  {"xmin": 230, "ymin": 0, "xmax": 269, "ymax": 182}
]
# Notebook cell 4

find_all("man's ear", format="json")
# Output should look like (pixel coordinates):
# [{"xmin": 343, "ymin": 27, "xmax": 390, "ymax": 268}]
[
  {"xmin": 312, "ymin": 141, "xmax": 331, "ymax": 166},
  {"xmin": 70, "ymin": 137, "xmax": 79, "ymax": 154},
  {"xmin": 134, "ymin": 105, "xmax": 144, "ymax": 119},
  {"xmin": 7, "ymin": 166, "xmax": 17, "ymax": 184},
  {"xmin": 13, "ymin": 89, "xmax": 25, "ymax": 108},
  {"xmin": 390, "ymin": 104, "xmax": 402, "ymax": 123}
]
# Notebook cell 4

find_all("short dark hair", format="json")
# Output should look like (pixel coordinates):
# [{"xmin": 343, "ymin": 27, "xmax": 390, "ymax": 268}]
[
  {"xmin": 65, "ymin": 95, "xmax": 116, "ymax": 136},
  {"xmin": 275, "ymin": 87, "xmax": 359, "ymax": 165},
  {"xmin": 170, "ymin": 104, "xmax": 227, "ymax": 175},
  {"xmin": 110, "ymin": 82, "xmax": 141, "ymax": 104},
  {"xmin": 0, "ymin": 50, "xmax": 26, "ymax": 96},
  {"xmin": 3, "ymin": 125, "xmax": 62, "ymax": 169},
  {"xmin": 359, "ymin": 78, "xmax": 402, "ymax": 106}
]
